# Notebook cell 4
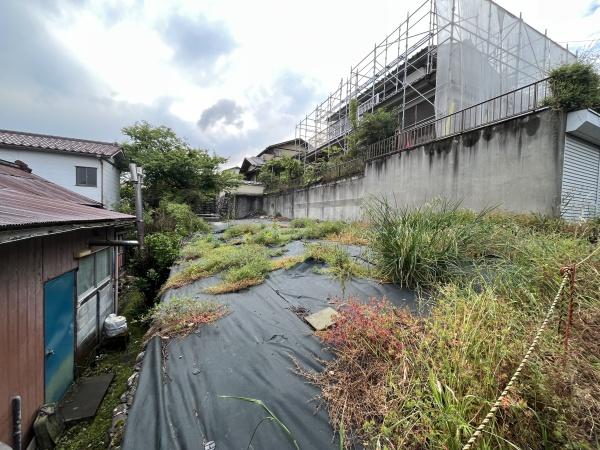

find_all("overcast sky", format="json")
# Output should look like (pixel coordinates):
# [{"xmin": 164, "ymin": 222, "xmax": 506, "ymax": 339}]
[{"xmin": 1, "ymin": 0, "xmax": 599, "ymax": 167}]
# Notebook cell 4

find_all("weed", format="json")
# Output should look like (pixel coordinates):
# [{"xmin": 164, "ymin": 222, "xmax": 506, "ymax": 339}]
[
  {"xmin": 365, "ymin": 198, "xmax": 494, "ymax": 289},
  {"xmin": 143, "ymin": 296, "xmax": 228, "ymax": 341},
  {"xmin": 223, "ymin": 223, "xmax": 265, "ymax": 240},
  {"xmin": 326, "ymin": 222, "xmax": 370, "ymax": 246},
  {"xmin": 220, "ymin": 396, "xmax": 300, "ymax": 450},
  {"xmin": 290, "ymin": 218, "xmax": 318, "ymax": 228},
  {"xmin": 306, "ymin": 199, "xmax": 600, "ymax": 449},
  {"xmin": 162, "ymin": 244, "xmax": 270, "ymax": 291},
  {"xmin": 306, "ymin": 243, "xmax": 370, "ymax": 281},
  {"xmin": 179, "ymin": 235, "xmax": 220, "ymax": 260},
  {"xmin": 270, "ymin": 255, "xmax": 306, "ymax": 271},
  {"xmin": 56, "ymin": 286, "xmax": 148, "ymax": 450}
]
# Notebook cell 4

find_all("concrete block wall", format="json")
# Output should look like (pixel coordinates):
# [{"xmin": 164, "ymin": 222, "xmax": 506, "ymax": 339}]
[{"xmin": 263, "ymin": 109, "xmax": 566, "ymax": 220}]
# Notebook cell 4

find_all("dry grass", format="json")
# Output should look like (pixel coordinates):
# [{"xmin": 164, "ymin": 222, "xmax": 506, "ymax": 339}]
[
  {"xmin": 270, "ymin": 255, "xmax": 306, "ymax": 270},
  {"xmin": 326, "ymin": 221, "xmax": 370, "ymax": 246},
  {"xmin": 203, "ymin": 278, "xmax": 264, "ymax": 294},
  {"xmin": 144, "ymin": 296, "xmax": 228, "ymax": 341}
]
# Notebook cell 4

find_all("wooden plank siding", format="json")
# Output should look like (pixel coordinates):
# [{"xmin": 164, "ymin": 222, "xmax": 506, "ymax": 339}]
[
  {"xmin": 0, "ymin": 226, "xmax": 117, "ymax": 445},
  {"xmin": 0, "ymin": 238, "xmax": 44, "ymax": 445}
]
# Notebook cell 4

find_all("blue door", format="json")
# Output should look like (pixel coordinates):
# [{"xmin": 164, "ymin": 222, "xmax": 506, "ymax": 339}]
[{"xmin": 44, "ymin": 270, "xmax": 75, "ymax": 403}]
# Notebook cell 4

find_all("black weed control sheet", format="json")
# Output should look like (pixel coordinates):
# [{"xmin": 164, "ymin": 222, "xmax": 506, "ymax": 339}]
[{"xmin": 122, "ymin": 240, "xmax": 417, "ymax": 450}]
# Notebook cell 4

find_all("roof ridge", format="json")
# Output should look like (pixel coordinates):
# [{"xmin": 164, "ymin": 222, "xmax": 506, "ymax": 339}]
[{"xmin": 0, "ymin": 128, "xmax": 120, "ymax": 147}]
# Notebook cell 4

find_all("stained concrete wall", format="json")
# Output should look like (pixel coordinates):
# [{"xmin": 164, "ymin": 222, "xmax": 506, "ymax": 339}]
[{"xmin": 263, "ymin": 109, "xmax": 566, "ymax": 220}]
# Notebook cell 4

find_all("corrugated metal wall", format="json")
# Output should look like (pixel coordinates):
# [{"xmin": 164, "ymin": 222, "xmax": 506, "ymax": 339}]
[
  {"xmin": 0, "ymin": 227, "xmax": 118, "ymax": 445},
  {"xmin": 561, "ymin": 136, "xmax": 600, "ymax": 220}
]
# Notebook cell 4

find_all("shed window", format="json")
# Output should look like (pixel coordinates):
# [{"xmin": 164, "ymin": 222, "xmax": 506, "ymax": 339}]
[
  {"xmin": 77, "ymin": 254, "xmax": 95, "ymax": 296},
  {"xmin": 76, "ymin": 166, "xmax": 97, "ymax": 187},
  {"xmin": 77, "ymin": 248, "xmax": 112, "ymax": 299}
]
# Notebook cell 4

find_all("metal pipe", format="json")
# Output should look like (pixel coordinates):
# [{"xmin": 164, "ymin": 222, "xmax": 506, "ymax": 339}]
[
  {"xmin": 129, "ymin": 163, "xmax": 145, "ymax": 249},
  {"xmin": 89, "ymin": 240, "xmax": 140, "ymax": 246},
  {"xmin": 12, "ymin": 396, "xmax": 21, "ymax": 450}
]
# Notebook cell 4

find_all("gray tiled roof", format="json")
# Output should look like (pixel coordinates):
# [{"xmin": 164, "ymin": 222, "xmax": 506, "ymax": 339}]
[{"xmin": 0, "ymin": 129, "xmax": 122, "ymax": 157}]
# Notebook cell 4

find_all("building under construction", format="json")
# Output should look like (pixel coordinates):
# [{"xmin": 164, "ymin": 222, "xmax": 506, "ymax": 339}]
[{"xmin": 295, "ymin": 0, "xmax": 575, "ymax": 158}]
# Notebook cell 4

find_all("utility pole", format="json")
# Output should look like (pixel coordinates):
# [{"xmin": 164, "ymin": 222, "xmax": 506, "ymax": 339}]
[{"xmin": 129, "ymin": 163, "xmax": 145, "ymax": 249}]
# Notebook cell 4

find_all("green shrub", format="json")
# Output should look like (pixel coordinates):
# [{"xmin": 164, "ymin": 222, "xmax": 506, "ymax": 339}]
[
  {"xmin": 130, "ymin": 232, "xmax": 181, "ymax": 302},
  {"xmin": 149, "ymin": 201, "xmax": 210, "ymax": 236},
  {"xmin": 546, "ymin": 62, "xmax": 600, "ymax": 111}
]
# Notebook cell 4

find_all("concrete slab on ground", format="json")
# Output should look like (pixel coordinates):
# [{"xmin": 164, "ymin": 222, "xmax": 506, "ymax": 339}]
[
  {"xmin": 305, "ymin": 307, "xmax": 340, "ymax": 331},
  {"xmin": 59, "ymin": 373, "xmax": 114, "ymax": 423}
]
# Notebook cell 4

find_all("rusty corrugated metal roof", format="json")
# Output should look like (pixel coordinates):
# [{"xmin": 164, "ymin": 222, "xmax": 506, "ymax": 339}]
[
  {"xmin": 0, "ymin": 129, "xmax": 121, "ymax": 157},
  {"xmin": 0, "ymin": 160, "xmax": 134, "ymax": 229}
]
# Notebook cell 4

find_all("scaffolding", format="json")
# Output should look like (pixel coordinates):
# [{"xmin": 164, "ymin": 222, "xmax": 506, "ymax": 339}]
[{"xmin": 295, "ymin": 0, "xmax": 575, "ymax": 158}]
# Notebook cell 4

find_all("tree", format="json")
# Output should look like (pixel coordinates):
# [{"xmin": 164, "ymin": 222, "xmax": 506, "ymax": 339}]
[
  {"xmin": 546, "ymin": 62, "xmax": 600, "ymax": 112},
  {"xmin": 121, "ymin": 122, "xmax": 239, "ymax": 208},
  {"xmin": 257, "ymin": 156, "xmax": 303, "ymax": 186}
]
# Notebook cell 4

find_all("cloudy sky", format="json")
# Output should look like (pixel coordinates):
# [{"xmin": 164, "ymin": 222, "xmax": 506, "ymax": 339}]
[{"xmin": 1, "ymin": 0, "xmax": 599, "ymax": 167}]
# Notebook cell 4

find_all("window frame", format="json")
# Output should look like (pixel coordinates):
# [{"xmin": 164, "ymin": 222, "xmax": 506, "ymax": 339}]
[
  {"xmin": 77, "ymin": 247, "xmax": 113, "ymax": 304},
  {"xmin": 75, "ymin": 166, "xmax": 98, "ymax": 187}
]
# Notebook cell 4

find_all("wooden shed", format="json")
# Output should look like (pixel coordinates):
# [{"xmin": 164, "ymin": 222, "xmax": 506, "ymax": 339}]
[{"xmin": 0, "ymin": 159, "xmax": 135, "ymax": 447}]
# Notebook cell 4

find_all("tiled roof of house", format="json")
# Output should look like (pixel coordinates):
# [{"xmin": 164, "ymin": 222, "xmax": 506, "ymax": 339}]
[
  {"xmin": 0, "ymin": 160, "xmax": 134, "ymax": 229},
  {"xmin": 0, "ymin": 129, "xmax": 122, "ymax": 157}
]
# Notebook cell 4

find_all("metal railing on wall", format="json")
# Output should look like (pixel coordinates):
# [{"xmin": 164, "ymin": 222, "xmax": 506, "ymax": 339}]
[
  {"xmin": 264, "ymin": 158, "xmax": 365, "ymax": 194},
  {"xmin": 266, "ymin": 78, "xmax": 551, "ymax": 194},
  {"xmin": 366, "ymin": 78, "xmax": 550, "ymax": 160}
]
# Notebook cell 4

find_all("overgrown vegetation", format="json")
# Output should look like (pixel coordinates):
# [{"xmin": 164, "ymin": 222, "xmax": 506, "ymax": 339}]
[
  {"xmin": 546, "ymin": 62, "xmax": 600, "ymax": 111},
  {"xmin": 162, "ymin": 243, "xmax": 272, "ymax": 291},
  {"xmin": 162, "ymin": 220, "xmax": 367, "ymax": 294},
  {"xmin": 261, "ymin": 102, "xmax": 398, "ymax": 190},
  {"xmin": 257, "ymin": 156, "xmax": 303, "ymax": 186},
  {"xmin": 143, "ymin": 296, "xmax": 228, "ymax": 341},
  {"xmin": 303, "ymin": 199, "xmax": 600, "ymax": 449},
  {"xmin": 127, "ymin": 201, "xmax": 211, "ymax": 302}
]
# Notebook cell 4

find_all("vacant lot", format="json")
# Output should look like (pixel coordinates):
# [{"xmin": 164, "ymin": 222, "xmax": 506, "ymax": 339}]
[{"xmin": 128, "ymin": 204, "xmax": 599, "ymax": 450}]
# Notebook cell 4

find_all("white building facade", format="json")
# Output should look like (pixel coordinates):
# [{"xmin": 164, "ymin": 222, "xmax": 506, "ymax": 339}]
[{"xmin": 0, "ymin": 129, "xmax": 122, "ymax": 209}]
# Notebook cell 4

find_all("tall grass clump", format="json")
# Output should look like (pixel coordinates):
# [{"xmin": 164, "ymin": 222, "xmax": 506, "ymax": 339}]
[{"xmin": 366, "ymin": 198, "xmax": 493, "ymax": 289}]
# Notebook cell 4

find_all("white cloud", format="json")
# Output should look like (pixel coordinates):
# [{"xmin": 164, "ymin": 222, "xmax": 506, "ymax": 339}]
[{"xmin": 2, "ymin": 0, "xmax": 599, "ymax": 167}]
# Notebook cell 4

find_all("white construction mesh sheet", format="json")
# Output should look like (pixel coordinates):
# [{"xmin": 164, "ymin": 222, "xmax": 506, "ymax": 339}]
[{"xmin": 434, "ymin": 0, "xmax": 575, "ymax": 118}]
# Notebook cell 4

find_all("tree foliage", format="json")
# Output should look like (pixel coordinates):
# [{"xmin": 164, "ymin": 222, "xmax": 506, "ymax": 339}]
[
  {"xmin": 546, "ymin": 62, "xmax": 600, "ymax": 112},
  {"xmin": 257, "ymin": 156, "xmax": 303, "ymax": 186},
  {"xmin": 354, "ymin": 108, "xmax": 398, "ymax": 147},
  {"xmin": 121, "ymin": 121, "xmax": 239, "ymax": 208}
]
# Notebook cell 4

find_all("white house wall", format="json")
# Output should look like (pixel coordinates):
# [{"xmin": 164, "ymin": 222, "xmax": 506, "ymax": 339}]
[
  {"xmin": 101, "ymin": 159, "xmax": 121, "ymax": 209},
  {"xmin": 0, "ymin": 147, "xmax": 120, "ymax": 209}
]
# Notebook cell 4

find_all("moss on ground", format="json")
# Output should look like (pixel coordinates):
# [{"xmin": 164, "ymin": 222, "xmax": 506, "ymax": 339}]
[{"xmin": 56, "ymin": 285, "xmax": 147, "ymax": 450}]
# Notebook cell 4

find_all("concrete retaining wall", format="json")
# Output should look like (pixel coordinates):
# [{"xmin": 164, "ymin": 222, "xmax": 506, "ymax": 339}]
[{"xmin": 263, "ymin": 109, "xmax": 566, "ymax": 220}]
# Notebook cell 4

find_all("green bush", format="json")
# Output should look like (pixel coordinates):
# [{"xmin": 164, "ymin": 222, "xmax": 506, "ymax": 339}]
[
  {"xmin": 149, "ymin": 201, "xmax": 210, "ymax": 236},
  {"xmin": 546, "ymin": 62, "xmax": 600, "ymax": 111},
  {"xmin": 129, "ymin": 232, "xmax": 181, "ymax": 302}
]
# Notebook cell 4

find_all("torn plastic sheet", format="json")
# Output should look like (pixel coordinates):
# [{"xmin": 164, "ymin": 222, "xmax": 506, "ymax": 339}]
[{"xmin": 123, "ymin": 245, "xmax": 417, "ymax": 450}]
